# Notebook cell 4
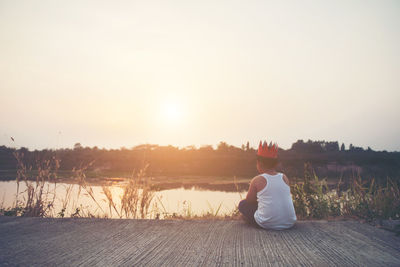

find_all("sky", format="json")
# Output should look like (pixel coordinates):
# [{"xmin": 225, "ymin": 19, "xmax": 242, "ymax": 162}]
[{"xmin": 1, "ymin": 0, "xmax": 399, "ymax": 151}]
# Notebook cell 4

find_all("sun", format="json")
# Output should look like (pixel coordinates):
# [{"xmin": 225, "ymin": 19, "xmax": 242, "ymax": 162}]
[{"xmin": 161, "ymin": 101, "xmax": 183, "ymax": 124}]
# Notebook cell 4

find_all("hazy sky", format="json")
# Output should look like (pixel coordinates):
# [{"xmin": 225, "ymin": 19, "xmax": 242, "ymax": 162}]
[{"xmin": 1, "ymin": 0, "xmax": 399, "ymax": 151}]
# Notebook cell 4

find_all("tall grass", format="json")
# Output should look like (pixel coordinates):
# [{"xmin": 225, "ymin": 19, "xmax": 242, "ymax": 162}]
[
  {"xmin": 119, "ymin": 165, "xmax": 154, "ymax": 218},
  {"xmin": 9, "ymin": 151, "xmax": 59, "ymax": 217},
  {"xmin": 1, "ymin": 151, "xmax": 156, "ymax": 219},
  {"xmin": 71, "ymin": 162, "xmax": 155, "ymax": 219},
  {"xmin": 291, "ymin": 163, "xmax": 400, "ymax": 221},
  {"xmin": 1, "ymin": 153, "xmax": 399, "ymax": 222}
]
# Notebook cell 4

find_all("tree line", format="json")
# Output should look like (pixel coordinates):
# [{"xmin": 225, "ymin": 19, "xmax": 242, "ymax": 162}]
[{"xmin": 0, "ymin": 140, "xmax": 399, "ymax": 180}]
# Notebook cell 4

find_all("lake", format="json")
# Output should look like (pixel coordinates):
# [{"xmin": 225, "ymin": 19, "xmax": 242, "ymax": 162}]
[{"xmin": 0, "ymin": 180, "xmax": 246, "ymax": 219}]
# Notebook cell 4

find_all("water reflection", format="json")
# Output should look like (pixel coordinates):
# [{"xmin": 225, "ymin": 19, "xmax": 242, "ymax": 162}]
[
  {"xmin": 151, "ymin": 182, "xmax": 249, "ymax": 192},
  {"xmin": 0, "ymin": 181, "xmax": 245, "ymax": 219}
]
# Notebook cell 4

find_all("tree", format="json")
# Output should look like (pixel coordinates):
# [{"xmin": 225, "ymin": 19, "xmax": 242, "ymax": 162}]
[
  {"xmin": 217, "ymin": 141, "xmax": 229, "ymax": 151},
  {"xmin": 74, "ymin": 143, "xmax": 83, "ymax": 150},
  {"xmin": 341, "ymin": 143, "xmax": 345, "ymax": 151},
  {"xmin": 325, "ymin": 141, "xmax": 339, "ymax": 152},
  {"xmin": 199, "ymin": 145, "xmax": 213, "ymax": 151},
  {"xmin": 291, "ymin": 140, "xmax": 305, "ymax": 151}
]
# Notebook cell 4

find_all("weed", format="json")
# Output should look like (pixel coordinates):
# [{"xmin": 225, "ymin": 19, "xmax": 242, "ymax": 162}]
[
  {"xmin": 3, "ymin": 154, "xmax": 400, "ymax": 221},
  {"xmin": 291, "ymin": 164, "xmax": 400, "ymax": 220}
]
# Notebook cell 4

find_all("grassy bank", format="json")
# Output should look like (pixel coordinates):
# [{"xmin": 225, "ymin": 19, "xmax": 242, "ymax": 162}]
[{"xmin": 0, "ymin": 153, "xmax": 399, "ymax": 222}]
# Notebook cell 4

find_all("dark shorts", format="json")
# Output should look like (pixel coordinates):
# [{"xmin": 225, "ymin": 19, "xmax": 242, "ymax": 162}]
[{"xmin": 238, "ymin": 199, "xmax": 260, "ymax": 227}]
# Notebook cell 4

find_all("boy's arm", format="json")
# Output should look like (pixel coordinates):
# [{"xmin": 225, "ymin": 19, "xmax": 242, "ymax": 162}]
[
  {"xmin": 245, "ymin": 177, "xmax": 259, "ymax": 203},
  {"xmin": 282, "ymin": 174, "xmax": 290, "ymax": 186}
]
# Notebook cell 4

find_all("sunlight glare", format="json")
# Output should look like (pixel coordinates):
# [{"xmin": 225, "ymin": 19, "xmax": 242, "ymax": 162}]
[{"xmin": 162, "ymin": 101, "xmax": 183, "ymax": 125}]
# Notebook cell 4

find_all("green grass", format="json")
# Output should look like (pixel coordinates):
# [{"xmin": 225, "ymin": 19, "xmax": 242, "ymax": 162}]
[{"xmin": 291, "ymin": 164, "xmax": 400, "ymax": 221}]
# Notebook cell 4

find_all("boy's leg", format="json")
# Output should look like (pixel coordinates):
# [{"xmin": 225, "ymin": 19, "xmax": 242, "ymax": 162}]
[{"xmin": 238, "ymin": 199, "xmax": 259, "ymax": 226}]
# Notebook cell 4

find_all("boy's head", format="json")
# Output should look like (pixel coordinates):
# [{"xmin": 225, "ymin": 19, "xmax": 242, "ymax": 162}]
[
  {"xmin": 256, "ymin": 140, "xmax": 278, "ymax": 172},
  {"xmin": 257, "ymin": 156, "xmax": 278, "ymax": 171}
]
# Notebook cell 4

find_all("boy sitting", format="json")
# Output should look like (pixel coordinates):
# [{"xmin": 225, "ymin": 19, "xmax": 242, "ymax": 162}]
[{"xmin": 238, "ymin": 141, "xmax": 296, "ymax": 230}]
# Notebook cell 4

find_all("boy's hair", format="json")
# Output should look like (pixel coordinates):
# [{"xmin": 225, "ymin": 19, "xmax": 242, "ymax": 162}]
[{"xmin": 257, "ymin": 155, "xmax": 278, "ymax": 169}]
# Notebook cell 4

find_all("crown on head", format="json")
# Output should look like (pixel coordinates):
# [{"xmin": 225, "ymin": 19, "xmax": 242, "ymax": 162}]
[{"xmin": 257, "ymin": 140, "xmax": 278, "ymax": 159}]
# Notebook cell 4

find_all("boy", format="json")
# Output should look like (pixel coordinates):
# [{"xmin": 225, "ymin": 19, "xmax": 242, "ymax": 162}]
[{"xmin": 238, "ymin": 141, "xmax": 296, "ymax": 230}]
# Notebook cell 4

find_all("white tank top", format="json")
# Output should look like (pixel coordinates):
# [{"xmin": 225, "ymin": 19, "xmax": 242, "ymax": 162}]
[{"xmin": 254, "ymin": 173, "xmax": 297, "ymax": 230}]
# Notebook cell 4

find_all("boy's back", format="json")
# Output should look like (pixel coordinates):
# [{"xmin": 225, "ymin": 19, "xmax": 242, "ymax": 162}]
[{"xmin": 254, "ymin": 172, "xmax": 297, "ymax": 230}]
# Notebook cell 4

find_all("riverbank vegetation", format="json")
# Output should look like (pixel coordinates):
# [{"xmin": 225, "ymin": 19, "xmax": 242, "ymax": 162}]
[
  {"xmin": 1, "ymin": 139, "xmax": 400, "ymax": 181},
  {"xmin": 1, "ymin": 152, "xmax": 399, "ymax": 223}
]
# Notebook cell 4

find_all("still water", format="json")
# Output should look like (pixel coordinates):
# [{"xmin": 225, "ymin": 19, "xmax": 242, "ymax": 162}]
[{"xmin": 0, "ymin": 180, "xmax": 245, "ymax": 219}]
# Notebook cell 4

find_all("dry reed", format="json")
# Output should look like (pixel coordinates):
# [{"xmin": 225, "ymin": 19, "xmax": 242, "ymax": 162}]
[{"xmin": 1, "ymin": 154, "xmax": 399, "ymax": 223}]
